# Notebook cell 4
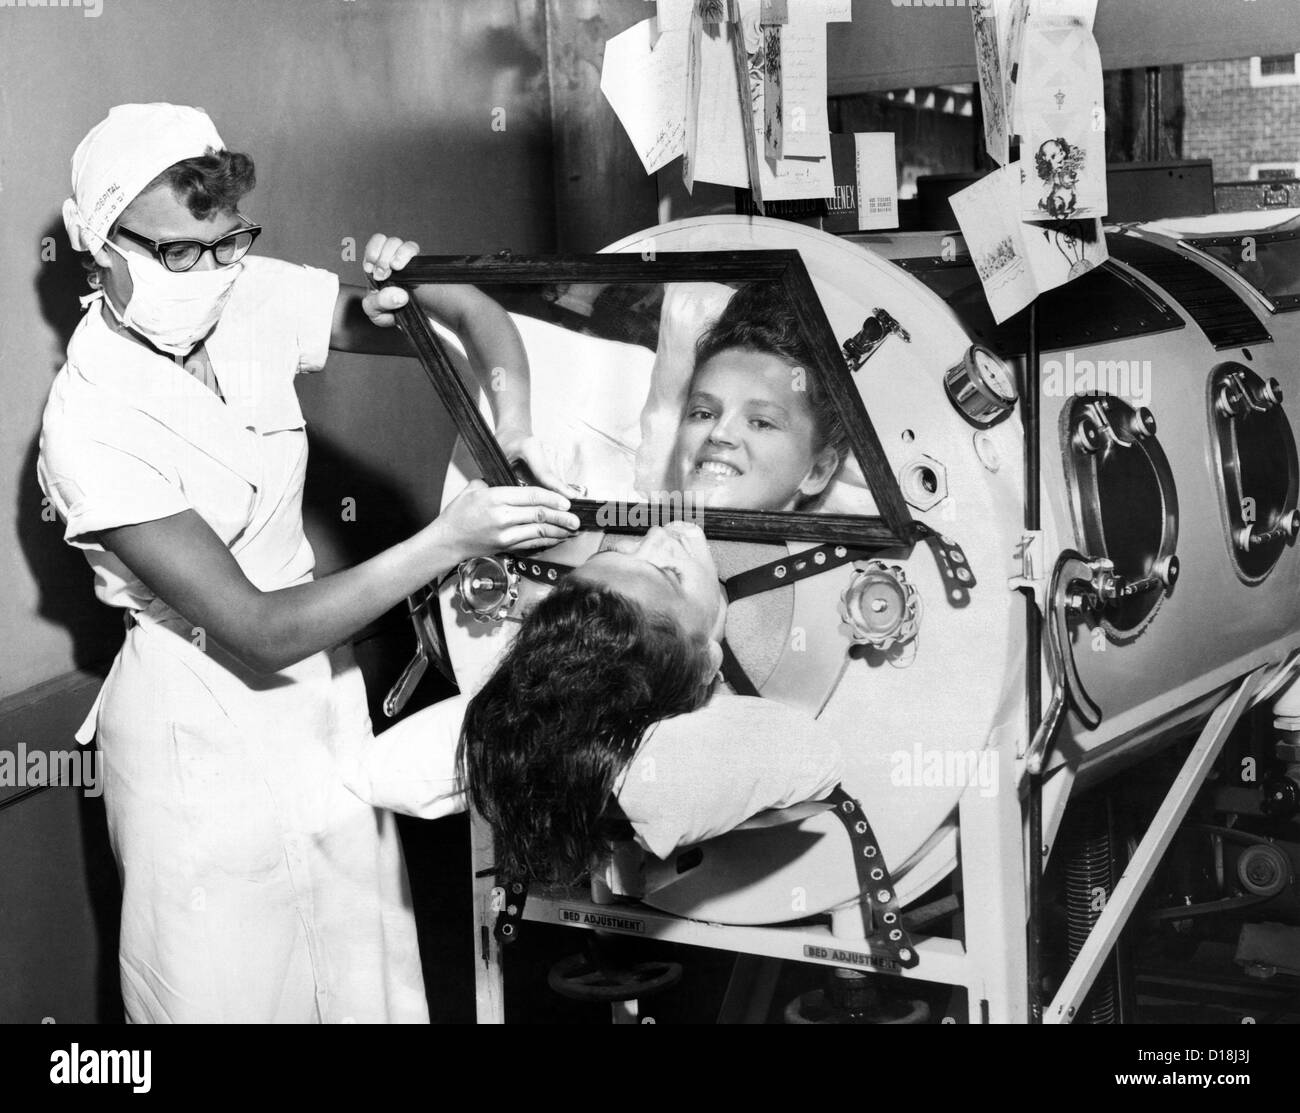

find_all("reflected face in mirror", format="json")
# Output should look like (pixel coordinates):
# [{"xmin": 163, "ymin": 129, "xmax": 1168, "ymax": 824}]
[
  {"xmin": 569, "ymin": 521, "xmax": 727, "ymax": 649},
  {"xmin": 672, "ymin": 348, "xmax": 840, "ymax": 511}
]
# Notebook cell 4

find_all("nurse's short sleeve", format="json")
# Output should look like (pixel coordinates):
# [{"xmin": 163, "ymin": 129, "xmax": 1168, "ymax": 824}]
[
  {"xmin": 287, "ymin": 264, "xmax": 341, "ymax": 374},
  {"xmin": 38, "ymin": 429, "xmax": 189, "ymax": 551}
]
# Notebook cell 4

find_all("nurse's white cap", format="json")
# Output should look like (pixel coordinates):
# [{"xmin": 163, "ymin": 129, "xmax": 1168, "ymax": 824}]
[{"xmin": 61, "ymin": 103, "xmax": 225, "ymax": 254}]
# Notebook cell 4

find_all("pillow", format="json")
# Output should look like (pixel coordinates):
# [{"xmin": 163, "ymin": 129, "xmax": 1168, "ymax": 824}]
[
  {"xmin": 347, "ymin": 692, "xmax": 845, "ymax": 863},
  {"xmin": 614, "ymin": 694, "xmax": 845, "ymax": 859}
]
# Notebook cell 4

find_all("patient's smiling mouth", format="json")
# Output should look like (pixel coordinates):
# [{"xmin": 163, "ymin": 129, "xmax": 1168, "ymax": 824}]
[{"xmin": 695, "ymin": 457, "xmax": 743, "ymax": 482}]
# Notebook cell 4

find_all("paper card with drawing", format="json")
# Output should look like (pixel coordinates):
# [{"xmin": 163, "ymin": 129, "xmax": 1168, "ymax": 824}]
[
  {"xmin": 1021, "ymin": 211, "xmax": 1107, "ymax": 291},
  {"xmin": 691, "ymin": 16, "xmax": 751, "ymax": 188},
  {"xmin": 1002, "ymin": 0, "xmax": 1032, "ymax": 136},
  {"xmin": 730, "ymin": 0, "xmax": 769, "ymax": 201},
  {"xmin": 763, "ymin": 23, "xmax": 784, "ymax": 161},
  {"xmin": 1015, "ymin": 1, "xmax": 1107, "ymax": 219},
  {"xmin": 952, "ymin": 163, "xmax": 1107, "ymax": 324},
  {"xmin": 691, "ymin": 3, "xmax": 834, "ymax": 199},
  {"xmin": 970, "ymin": 0, "xmax": 1009, "ymax": 165},
  {"xmin": 600, "ymin": 20, "xmax": 687, "ymax": 175},
  {"xmin": 952, "ymin": 166, "xmax": 1034, "ymax": 325}
]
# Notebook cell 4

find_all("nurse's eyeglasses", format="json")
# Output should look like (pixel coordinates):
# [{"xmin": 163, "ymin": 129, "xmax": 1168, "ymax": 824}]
[{"xmin": 114, "ymin": 220, "xmax": 262, "ymax": 273}]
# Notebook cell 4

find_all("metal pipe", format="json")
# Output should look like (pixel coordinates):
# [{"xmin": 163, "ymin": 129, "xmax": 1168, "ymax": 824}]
[
  {"xmin": 1025, "ymin": 300, "xmax": 1044, "ymax": 1023},
  {"xmin": 1143, "ymin": 66, "xmax": 1162, "ymax": 162}
]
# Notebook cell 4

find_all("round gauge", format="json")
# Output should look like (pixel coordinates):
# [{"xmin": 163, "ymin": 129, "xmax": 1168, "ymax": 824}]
[
  {"xmin": 944, "ymin": 344, "xmax": 1019, "ymax": 427},
  {"xmin": 973, "ymin": 346, "xmax": 1018, "ymax": 403}
]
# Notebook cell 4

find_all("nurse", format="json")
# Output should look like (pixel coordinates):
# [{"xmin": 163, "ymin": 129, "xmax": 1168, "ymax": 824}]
[{"xmin": 37, "ymin": 103, "xmax": 580, "ymax": 1023}]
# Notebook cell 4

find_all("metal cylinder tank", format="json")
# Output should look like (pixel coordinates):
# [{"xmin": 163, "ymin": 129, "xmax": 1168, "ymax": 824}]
[{"xmin": 436, "ymin": 212, "xmax": 1300, "ymax": 928}]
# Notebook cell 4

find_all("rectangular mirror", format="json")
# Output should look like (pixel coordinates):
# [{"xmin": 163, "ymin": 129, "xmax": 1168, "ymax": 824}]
[{"xmin": 381, "ymin": 250, "xmax": 915, "ymax": 548}]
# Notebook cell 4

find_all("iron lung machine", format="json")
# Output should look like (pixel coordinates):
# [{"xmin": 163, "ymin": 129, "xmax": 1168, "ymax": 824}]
[{"xmin": 428, "ymin": 211, "xmax": 1300, "ymax": 1022}]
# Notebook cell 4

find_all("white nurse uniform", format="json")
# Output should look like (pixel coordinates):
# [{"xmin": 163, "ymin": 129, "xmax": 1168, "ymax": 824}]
[{"xmin": 37, "ymin": 256, "xmax": 429, "ymax": 1023}]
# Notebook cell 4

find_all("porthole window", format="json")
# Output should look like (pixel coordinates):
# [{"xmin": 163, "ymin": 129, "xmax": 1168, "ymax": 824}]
[
  {"xmin": 1065, "ymin": 394, "xmax": 1180, "ymax": 640},
  {"xmin": 1208, "ymin": 363, "xmax": 1299, "ymax": 583}
]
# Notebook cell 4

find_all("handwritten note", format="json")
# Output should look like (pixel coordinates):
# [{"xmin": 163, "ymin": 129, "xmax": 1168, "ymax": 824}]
[
  {"xmin": 600, "ymin": 20, "xmax": 687, "ymax": 175},
  {"xmin": 608, "ymin": 1, "xmax": 847, "ymax": 198},
  {"xmin": 775, "ymin": 2, "xmax": 832, "ymax": 158}
]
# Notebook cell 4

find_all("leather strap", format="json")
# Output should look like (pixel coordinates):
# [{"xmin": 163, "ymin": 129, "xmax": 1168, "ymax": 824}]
[
  {"xmin": 506, "ymin": 553, "xmax": 575, "ymax": 586},
  {"xmin": 494, "ymin": 877, "xmax": 530, "ymax": 945},
  {"xmin": 910, "ymin": 523, "xmax": 976, "ymax": 608},
  {"xmin": 723, "ymin": 542, "xmax": 866, "ymax": 603},
  {"xmin": 719, "ymin": 639, "xmax": 761, "ymax": 697},
  {"xmin": 825, "ymin": 784, "xmax": 920, "ymax": 969}
]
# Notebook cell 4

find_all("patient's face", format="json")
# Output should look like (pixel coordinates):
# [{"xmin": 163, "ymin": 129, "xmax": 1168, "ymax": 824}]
[
  {"xmin": 569, "ymin": 522, "xmax": 727, "ymax": 648},
  {"xmin": 672, "ymin": 349, "xmax": 834, "ymax": 511}
]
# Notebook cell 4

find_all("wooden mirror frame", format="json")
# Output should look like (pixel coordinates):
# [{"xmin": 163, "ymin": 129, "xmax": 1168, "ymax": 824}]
[{"xmin": 381, "ymin": 249, "xmax": 916, "ymax": 549}]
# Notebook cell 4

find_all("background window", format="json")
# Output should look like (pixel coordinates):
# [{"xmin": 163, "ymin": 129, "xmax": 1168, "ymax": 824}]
[
  {"xmin": 1249, "ymin": 163, "xmax": 1300, "ymax": 180},
  {"xmin": 1250, "ymin": 54, "xmax": 1300, "ymax": 87}
]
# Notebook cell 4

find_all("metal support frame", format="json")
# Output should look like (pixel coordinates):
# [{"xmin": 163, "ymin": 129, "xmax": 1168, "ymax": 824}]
[
  {"xmin": 468, "ymin": 658, "xmax": 1292, "ymax": 1024},
  {"xmin": 467, "ymin": 759, "xmax": 1032, "ymax": 1023},
  {"xmin": 470, "ymin": 813, "xmax": 507, "ymax": 1025},
  {"xmin": 959, "ymin": 748, "xmax": 1031, "ymax": 1023},
  {"xmin": 1044, "ymin": 666, "xmax": 1270, "ymax": 1023}
]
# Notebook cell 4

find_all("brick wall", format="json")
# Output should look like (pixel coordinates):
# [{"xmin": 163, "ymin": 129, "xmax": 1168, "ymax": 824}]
[{"xmin": 1184, "ymin": 58, "xmax": 1300, "ymax": 181}]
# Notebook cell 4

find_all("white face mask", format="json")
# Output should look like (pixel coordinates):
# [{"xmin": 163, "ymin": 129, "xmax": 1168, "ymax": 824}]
[{"xmin": 101, "ymin": 236, "xmax": 242, "ymax": 357}]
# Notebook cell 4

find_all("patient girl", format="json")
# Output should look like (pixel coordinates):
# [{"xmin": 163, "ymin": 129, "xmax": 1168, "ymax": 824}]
[
  {"xmin": 460, "ymin": 521, "xmax": 725, "ymax": 882},
  {"xmin": 460, "ymin": 285, "xmax": 850, "ymax": 882},
  {"xmin": 671, "ymin": 281, "xmax": 846, "ymax": 511}
]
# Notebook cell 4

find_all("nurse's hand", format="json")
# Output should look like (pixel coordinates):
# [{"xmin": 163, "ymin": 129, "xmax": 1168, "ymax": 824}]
[
  {"xmin": 494, "ymin": 425, "xmax": 583, "ymax": 498},
  {"xmin": 429, "ymin": 479, "xmax": 582, "ymax": 561},
  {"xmin": 360, "ymin": 234, "xmax": 420, "ymax": 327}
]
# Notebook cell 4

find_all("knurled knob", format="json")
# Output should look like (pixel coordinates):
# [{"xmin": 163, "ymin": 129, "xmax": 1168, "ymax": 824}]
[
  {"xmin": 839, "ymin": 561, "xmax": 921, "ymax": 651},
  {"xmin": 1127, "ymin": 407, "xmax": 1157, "ymax": 440},
  {"xmin": 1152, "ymin": 553, "xmax": 1180, "ymax": 589},
  {"xmin": 456, "ymin": 556, "xmax": 520, "ymax": 623}
]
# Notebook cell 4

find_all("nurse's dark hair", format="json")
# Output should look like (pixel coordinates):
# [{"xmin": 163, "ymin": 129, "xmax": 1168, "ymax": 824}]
[
  {"xmin": 140, "ymin": 147, "xmax": 257, "ymax": 221},
  {"xmin": 693, "ymin": 281, "xmax": 849, "ymax": 469},
  {"xmin": 459, "ymin": 577, "xmax": 713, "ymax": 884},
  {"xmin": 82, "ymin": 149, "xmax": 256, "ymax": 281}
]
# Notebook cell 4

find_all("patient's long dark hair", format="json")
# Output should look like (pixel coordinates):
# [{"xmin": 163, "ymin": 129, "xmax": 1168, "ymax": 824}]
[{"xmin": 459, "ymin": 578, "xmax": 714, "ymax": 884}]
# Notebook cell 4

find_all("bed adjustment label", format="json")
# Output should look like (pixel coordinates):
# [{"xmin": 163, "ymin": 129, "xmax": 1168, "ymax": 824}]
[
  {"xmin": 803, "ymin": 944, "xmax": 899, "ymax": 972},
  {"xmin": 559, "ymin": 908, "xmax": 647, "ymax": 933}
]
